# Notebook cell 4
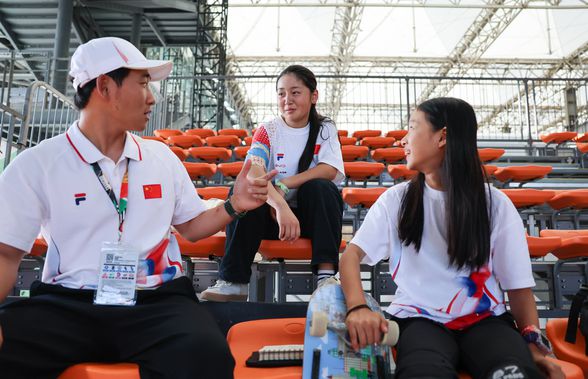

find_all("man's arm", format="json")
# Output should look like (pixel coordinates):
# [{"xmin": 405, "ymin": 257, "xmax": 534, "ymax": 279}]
[{"xmin": 0, "ymin": 243, "xmax": 26, "ymax": 349}]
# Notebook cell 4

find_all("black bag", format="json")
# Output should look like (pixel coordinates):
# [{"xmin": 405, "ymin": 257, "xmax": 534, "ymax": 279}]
[{"xmin": 565, "ymin": 284, "xmax": 588, "ymax": 355}]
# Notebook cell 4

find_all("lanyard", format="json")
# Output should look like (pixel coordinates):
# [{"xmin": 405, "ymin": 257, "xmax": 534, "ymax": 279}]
[{"xmin": 91, "ymin": 159, "xmax": 129, "ymax": 241}]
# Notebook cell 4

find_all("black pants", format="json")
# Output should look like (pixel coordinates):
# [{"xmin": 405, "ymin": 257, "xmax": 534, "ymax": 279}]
[
  {"xmin": 0, "ymin": 277, "xmax": 234, "ymax": 379},
  {"xmin": 219, "ymin": 178, "xmax": 344, "ymax": 284},
  {"xmin": 392, "ymin": 314, "xmax": 545, "ymax": 379}
]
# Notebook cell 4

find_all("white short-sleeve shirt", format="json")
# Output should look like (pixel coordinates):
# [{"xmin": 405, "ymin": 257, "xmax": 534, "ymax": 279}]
[
  {"xmin": 350, "ymin": 181, "xmax": 534, "ymax": 329},
  {"xmin": 0, "ymin": 122, "xmax": 206, "ymax": 289},
  {"xmin": 246, "ymin": 116, "xmax": 345, "ymax": 206}
]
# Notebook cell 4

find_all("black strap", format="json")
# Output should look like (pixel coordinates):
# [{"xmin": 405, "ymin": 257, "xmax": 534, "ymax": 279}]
[
  {"xmin": 566, "ymin": 284, "xmax": 588, "ymax": 343},
  {"xmin": 90, "ymin": 160, "xmax": 129, "ymax": 236}
]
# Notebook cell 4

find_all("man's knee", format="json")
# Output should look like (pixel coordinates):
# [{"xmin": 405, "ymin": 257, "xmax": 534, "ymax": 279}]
[{"xmin": 396, "ymin": 350, "xmax": 458, "ymax": 379}]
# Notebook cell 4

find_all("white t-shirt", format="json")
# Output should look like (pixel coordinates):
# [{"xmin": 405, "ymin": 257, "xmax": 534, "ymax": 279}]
[
  {"xmin": 351, "ymin": 181, "xmax": 535, "ymax": 329},
  {"xmin": 0, "ymin": 122, "xmax": 206, "ymax": 289},
  {"xmin": 247, "ymin": 116, "xmax": 345, "ymax": 206}
]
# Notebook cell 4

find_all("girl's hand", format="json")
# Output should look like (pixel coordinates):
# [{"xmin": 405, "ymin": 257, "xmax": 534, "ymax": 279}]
[{"xmin": 345, "ymin": 307, "xmax": 388, "ymax": 351}]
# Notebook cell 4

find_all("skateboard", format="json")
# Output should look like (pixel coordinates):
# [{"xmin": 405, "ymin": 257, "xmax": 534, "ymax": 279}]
[{"xmin": 302, "ymin": 282, "xmax": 399, "ymax": 379}]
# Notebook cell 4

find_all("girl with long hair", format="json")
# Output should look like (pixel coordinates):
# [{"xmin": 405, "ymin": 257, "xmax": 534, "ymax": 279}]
[
  {"xmin": 340, "ymin": 97, "xmax": 563, "ymax": 379},
  {"xmin": 202, "ymin": 65, "xmax": 345, "ymax": 301}
]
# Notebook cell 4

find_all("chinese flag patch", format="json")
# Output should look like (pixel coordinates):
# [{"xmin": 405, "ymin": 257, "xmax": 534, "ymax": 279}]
[{"xmin": 143, "ymin": 184, "xmax": 162, "ymax": 199}]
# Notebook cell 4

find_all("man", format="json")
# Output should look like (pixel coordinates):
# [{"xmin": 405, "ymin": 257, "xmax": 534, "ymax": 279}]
[{"xmin": 0, "ymin": 37, "xmax": 274, "ymax": 379}]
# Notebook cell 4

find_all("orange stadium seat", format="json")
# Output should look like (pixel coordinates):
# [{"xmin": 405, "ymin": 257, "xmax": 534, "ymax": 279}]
[
  {"xmin": 546, "ymin": 318, "xmax": 588, "ymax": 377},
  {"xmin": 227, "ymin": 318, "xmax": 304, "ymax": 379},
  {"xmin": 547, "ymin": 190, "xmax": 588, "ymax": 210},
  {"xmin": 243, "ymin": 137, "xmax": 253, "ymax": 146},
  {"xmin": 141, "ymin": 136, "xmax": 165, "ymax": 143},
  {"xmin": 206, "ymin": 135, "xmax": 242, "ymax": 148},
  {"xmin": 360, "ymin": 136, "xmax": 395, "ymax": 149},
  {"xmin": 169, "ymin": 146, "xmax": 188, "ymax": 161},
  {"xmin": 234, "ymin": 146, "xmax": 251, "ymax": 160},
  {"xmin": 501, "ymin": 189, "xmax": 556, "ymax": 208},
  {"xmin": 539, "ymin": 230, "xmax": 588, "ymax": 260},
  {"xmin": 218, "ymin": 129, "xmax": 249, "ymax": 138},
  {"xmin": 478, "ymin": 148, "xmax": 505, "ymax": 162},
  {"xmin": 577, "ymin": 142, "xmax": 588, "ymax": 154},
  {"xmin": 338, "ymin": 130, "xmax": 348, "ymax": 137},
  {"xmin": 540, "ymin": 132, "xmax": 578, "ymax": 145},
  {"xmin": 371, "ymin": 147, "xmax": 405, "ymax": 163},
  {"xmin": 339, "ymin": 136, "xmax": 358, "ymax": 146},
  {"xmin": 182, "ymin": 162, "xmax": 217, "ymax": 182},
  {"xmin": 218, "ymin": 161, "xmax": 244, "ymax": 180},
  {"xmin": 154, "ymin": 129, "xmax": 182, "ymax": 139},
  {"xmin": 58, "ymin": 363, "xmax": 140, "ymax": 379},
  {"xmin": 385, "ymin": 130, "xmax": 408, "ymax": 140},
  {"xmin": 526, "ymin": 235, "xmax": 562, "ymax": 258},
  {"xmin": 387, "ymin": 164, "xmax": 418, "ymax": 181},
  {"xmin": 341, "ymin": 145, "xmax": 369, "ymax": 161},
  {"xmin": 343, "ymin": 162, "xmax": 385, "ymax": 182},
  {"xmin": 174, "ymin": 231, "xmax": 226, "ymax": 259},
  {"xmin": 493, "ymin": 165, "xmax": 552, "ymax": 185},
  {"xmin": 166, "ymin": 135, "xmax": 203, "ymax": 149},
  {"xmin": 483, "ymin": 165, "xmax": 498, "ymax": 176},
  {"xmin": 184, "ymin": 128, "xmax": 216, "ymax": 138},
  {"xmin": 197, "ymin": 186, "xmax": 230, "ymax": 200},
  {"xmin": 342, "ymin": 187, "xmax": 387, "ymax": 209},
  {"xmin": 29, "ymin": 237, "xmax": 48, "ymax": 257},
  {"xmin": 188, "ymin": 147, "xmax": 232, "ymax": 163},
  {"xmin": 352, "ymin": 130, "xmax": 381, "ymax": 139}
]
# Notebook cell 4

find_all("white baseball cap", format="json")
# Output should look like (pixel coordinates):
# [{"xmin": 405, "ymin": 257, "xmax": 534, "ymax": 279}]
[{"xmin": 69, "ymin": 37, "xmax": 173, "ymax": 91}]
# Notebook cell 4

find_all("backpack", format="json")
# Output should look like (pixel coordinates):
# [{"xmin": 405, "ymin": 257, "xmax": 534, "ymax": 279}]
[{"xmin": 565, "ymin": 284, "xmax": 588, "ymax": 355}]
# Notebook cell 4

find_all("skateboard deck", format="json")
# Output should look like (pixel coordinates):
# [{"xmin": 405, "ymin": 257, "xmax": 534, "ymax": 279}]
[{"xmin": 302, "ymin": 282, "xmax": 398, "ymax": 379}]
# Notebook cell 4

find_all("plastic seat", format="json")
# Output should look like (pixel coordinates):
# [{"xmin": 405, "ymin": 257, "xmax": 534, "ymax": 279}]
[
  {"xmin": 184, "ymin": 128, "xmax": 216, "ymax": 138},
  {"xmin": 206, "ymin": 135, "xmax": 242, "ymax": 148},
  {"xmin": 501, "ymin": 189, "xmax": 556, "ymax": 208},
  {"xmin": 539, "ymin": 230, "xmax": 588, "ymax": 260},
  {"xmin": 540, "ymin": 132, "xmax": 578, "ymax": 144},
  {"xmin": 154, "ymin": 129, "xmax": 183, "ymax": 139},
  {"xmin": 547, "ymin": 190, "xmax": 588, "ymax": 210},
  {"xmin": 385, "ymin": 130, "xmax": 408, "ymax": 140},
  {"xmin": 141, "ymin": 136, "xmax": 165, "ymax": 143},
  {"xmin": 29, "ymin": 237, "xmax": 48, "ymax": 257},
  {"xmin": 343, "ymin": 162, "xmax": 385, "ymax": 181},
  {"xmin": 575, "ymin": 133, "xmax": 588, "ymax": 143},
  {"xmin": 243, "ymin": 137, "xmax": 253, "ymax": 146},
  {"xmin": 234, "ymin": 146, "xmax": 251, "ymax": 160},
  {"xmin": 218, "ymin": 161, "xmax": 244, "ymax": 179},
  {"xmin": 188, "ymin": 147, "xmax": 232, "ymax": 163},
  {"xmin": 58, "ymin": 363, "xmax": 140, "ymax": 379},
  {"xmin": 483, "ymin": 165, "xmax": 498, "ymax": 176},
  {"xmin": 339, "ymin": 136, "xmax": 358, "ymax": 146},
  {"xmin": 546, "ymin": 318, "xmax": 588, "ymax": 377},
  {"xmin": 169, "ymin": 146, "xmax": 188, "ymax": 161},
  {"xmin": 337, "ymin": 129, "xmax": 348, "ymax": 137},
  {"xmin": 352, "ymin": 130, "xmax": 381, "ymax": 139},
  {"xmin": 387, "ymin": 164, "xmax": 418, "ymax": 181},
  {"xmin": 259, "ymin": 239, "xmax": 346, "ymax": 261},
  {"xmin": 227, "ymin": 318, "xmax": 305, "ymax": 379},
  {"xmin": 493, "ymin": 166, "xmax": 552, "ymax": 184},
  {"xmin": 577, "ymin": 142, "xmax": 588, "ymax": 154},
  {"xmin": 174, "ymin": 231, "xmax": 226, "ymax": 259},
  {"xmin": 166, "ymin": 135, "xmax": 203, "ymax": 149},
  {"xmin": 360, "ymin": 136, "xmax": 395, "ymax": 149},
  {"xmin": 341, "ymin": 145, "xmax": 369, "ymax": 161},
  {"xmin": 218, "ymin": 128, "xmax": 249, "ymax": 138},
  {"xmin": 182, "ymin": 162, "xmax": 217, "ymax": 181},
  {"xmin": 342, "ymin": 187, "xmax": 387, "ymax": 208},
  {"xmin": 371, "ymin": 147, "xmax": 405, "ymax": 163},
  {"xmin": 526, "ymin": 235, "xmax": 562, "ymax": 258},
  {"xmin": 478, "ymin": 148, "xmax": 505, "ymax": 162},
  {"xmin": 197, "ymin": 186, "xmax": 230, "ymax": 200}
]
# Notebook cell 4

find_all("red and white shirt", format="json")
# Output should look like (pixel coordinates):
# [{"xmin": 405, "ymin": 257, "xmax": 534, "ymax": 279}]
[
  {"xmin": 247, "ymin": 116, "xmax": 345, "ymax": 206},
  {"xmin": 0, "ymin": 122, "xmax": 206, "ymax": 289},
  {"xmin": 351, "ymin": 182, "xmax": 535, "ymax": 329}
]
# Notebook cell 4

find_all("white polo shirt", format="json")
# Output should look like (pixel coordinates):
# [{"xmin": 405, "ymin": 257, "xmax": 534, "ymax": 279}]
[
  {"xmin": 351, "ymin": 182, "xmax": 535, "ymax": 329},
  {"xmin": 0, "ymin": 122, "xmax": 206, "ymax": 289}
]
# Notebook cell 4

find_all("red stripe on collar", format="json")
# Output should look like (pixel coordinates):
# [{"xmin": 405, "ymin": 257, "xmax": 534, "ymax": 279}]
[
  {"xmin": 65, "ymin": 132, "xmax": 88, "ymax": 164},
  {"xmin": 130, "ymin": 134, "xmax": 143, "ymax": 161}
]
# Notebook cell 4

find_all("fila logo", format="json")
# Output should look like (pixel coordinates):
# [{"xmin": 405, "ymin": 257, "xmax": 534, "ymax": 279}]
[
  {"xmin": 277, "ymin": 153, "xmax": 284, "ymax": 161},
  {"xmin": 74, "ymin": 193, "xmax": 86, "ymax": 206}
]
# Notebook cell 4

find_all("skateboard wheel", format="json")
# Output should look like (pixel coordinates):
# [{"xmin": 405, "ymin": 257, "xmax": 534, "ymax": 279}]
[
  {"xmin": 381, "ymin": 320, "xmax": 399, "ymax": 346},
  {"xmin": 310, "ymin": 311, "xmax": 328, "ymax": 337}
]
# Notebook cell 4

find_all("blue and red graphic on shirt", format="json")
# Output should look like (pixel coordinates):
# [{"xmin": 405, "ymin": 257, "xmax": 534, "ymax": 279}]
[
  {"xmin": 137, "ymin": 237, "xmax": 183, "ymax": 286},
  {"xmin": 74, "ymin": 193, "xmax": 86, "ymax": 206},
  {"xmin": 277, "ymin": 153, "xmax": 285, "ymax": 161}
]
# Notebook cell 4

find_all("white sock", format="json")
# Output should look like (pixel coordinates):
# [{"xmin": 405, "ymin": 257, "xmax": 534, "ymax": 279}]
[{"xmin": 317, "ymin": 269, "xmax": 336, "ymax": 283}]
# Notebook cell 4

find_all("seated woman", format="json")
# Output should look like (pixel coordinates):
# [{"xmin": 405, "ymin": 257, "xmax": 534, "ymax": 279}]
[
  {"xmin": 201, "ymin": 65, "xmax": 345, "ymax": 302},
  {"xmin": 340, "ymin": 97, "xmax": 563, "ymax": 379}
]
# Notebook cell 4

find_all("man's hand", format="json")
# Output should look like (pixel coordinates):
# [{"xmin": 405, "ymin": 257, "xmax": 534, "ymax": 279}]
[
  {"xmin": 230, "ymin": 160, "xmax": 277, "ymax": 212},
  {"xmin": 529, "ymin": 345, "xmax": 564, "ymax": 379}
]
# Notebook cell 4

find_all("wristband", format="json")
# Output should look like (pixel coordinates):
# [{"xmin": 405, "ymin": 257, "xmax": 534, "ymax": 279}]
[
  {"xmin": 224, "ymin": 198, "xmax": 247, "ymax": 219},
  {"xmin": 521, "ymin": 325, "xmax": 553, "ymax": 356},
  {"xmin": 275, "ymin": 179, "xmax": 290, "ymax": 195},
  {"xmin": 345, "ymin": 304, "xmax": 371, "ymax": 319}
]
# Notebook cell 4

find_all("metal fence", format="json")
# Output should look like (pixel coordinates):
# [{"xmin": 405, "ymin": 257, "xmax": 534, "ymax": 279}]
[{"xmin": 0, "ymin": 103, "xmax": 25, "ymax": 170}]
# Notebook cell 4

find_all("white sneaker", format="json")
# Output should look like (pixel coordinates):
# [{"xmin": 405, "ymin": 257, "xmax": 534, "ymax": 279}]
[{"xmin": 200, "ymin": 280, "xmax": 248, "ymax": 302}]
